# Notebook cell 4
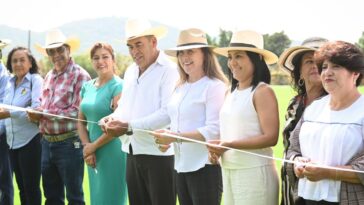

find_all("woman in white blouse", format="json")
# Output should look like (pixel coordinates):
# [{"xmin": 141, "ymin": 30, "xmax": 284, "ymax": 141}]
[
  {"xmin": 207, "ymin": 30, "xmax": 280, "ymax": 205},
  {"xmin": 287, "ymin": 41, "xmax": 364, "ymax": 205},
  {"xmin": 152, "ymin": 28, "xmax": 228, "ymax": 205}
]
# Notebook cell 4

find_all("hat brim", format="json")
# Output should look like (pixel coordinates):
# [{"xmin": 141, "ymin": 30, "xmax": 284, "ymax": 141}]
[
  {"xmin": 0, "ymin": 39, "xmax": 11, "ymax": 49},
  {"xmin": 34, "ymin": 37, "xmax": 80, "ymax": 56},
  {"xmin": 214, "ymin": 47, "xmax": 278, "ymax": 65},
  {"xmin": 278, "ymin": 46, "xmax": 316, "ymax": 74},
  {"xmin": 165, "ymin": 45, "xmax": 214, "ymax": 57},
  {"xmin": 123, "ymin": 26, "xmax": 168, "ymax": 42}
]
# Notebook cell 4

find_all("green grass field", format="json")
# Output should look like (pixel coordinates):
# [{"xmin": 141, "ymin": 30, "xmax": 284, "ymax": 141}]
[{"xmin": 12, "ymin": 86, "xmax": 364, "ymax": 204}]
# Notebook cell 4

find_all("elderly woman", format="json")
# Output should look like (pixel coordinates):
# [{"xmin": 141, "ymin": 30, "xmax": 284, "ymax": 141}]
[
  {"xmin": 152, "ymin": 28, "xmax": 227, "ymax": 205},
  {"xmin": 208, "ymin": 30, "xmax": 279, "ymax": 205},
  {"xmin": 287, "ymin": 41, "xmax": 364, "ymax": 205},
  {"xmin": 0, "ymin": 47, "xmax": 43, "ymax": 205},
  {"xmin": 278, "ymin": 37, "xmax": 328, "ymax": 205},
  {"xmin": 78, "ymin": 43, "xmax": 127, "ymax": 205}
]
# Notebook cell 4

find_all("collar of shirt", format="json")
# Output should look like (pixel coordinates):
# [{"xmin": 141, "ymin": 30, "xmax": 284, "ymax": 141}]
[{"xmin": 10, "ymin": 72, "xmax": 32, "ymax": 84}]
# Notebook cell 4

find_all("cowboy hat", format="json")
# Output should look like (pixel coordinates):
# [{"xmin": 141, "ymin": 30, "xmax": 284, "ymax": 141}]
[
  {"xmin": 278, "ymin": 37, "xmax": 328, "ymax": 74},
  {"xmin": 124, "ymin": 18, "xmax": 167, "ymax": 41},
  {"xmin": 34, "ymin": 29, "xmax": 80, "ymax": 56},
  {"xmin": 214, "ymin": 30, "xmax": 278, "ymax": 65},
  {"xmin": 164, "ymin": 28, "xmax": 213, "ymax": 57},
  {"xmin": 0, "ymin": 39, "xmax": 11, "ymax": 49}
]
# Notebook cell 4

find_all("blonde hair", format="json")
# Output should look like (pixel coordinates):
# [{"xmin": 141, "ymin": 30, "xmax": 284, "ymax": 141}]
[{"xmin": 176, "ymin": 47, "xmax": 228, "ymax": 87}]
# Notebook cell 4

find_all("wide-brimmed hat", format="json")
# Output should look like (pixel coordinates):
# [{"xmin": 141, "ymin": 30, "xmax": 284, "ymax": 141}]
[
  {"xmin": 164, "ymin": 28, "xmax": 213, "ymax": 57},
  {"xmin": 35, "ymin": 29, "xmax": 80, "ymax": 56},
  {"xmin": 0, "ymin": 39, "xmax": 11, "ymax": 49},
  {"xmin": 278, "ymin": 37, "xmax": 328, "ymax": 73},
  {"xmin": 214, "ymin": 30, "xmax": 278, "ymax": 65},
  {"xmin": 124, "ymin": 18, "xmax": 167, "ymax": 42}
]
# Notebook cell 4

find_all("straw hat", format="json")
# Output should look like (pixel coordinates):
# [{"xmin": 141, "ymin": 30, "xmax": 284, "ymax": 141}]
[
  {"xmin": 0, "ymin": 39, "xmax": 11, "ymax": 49},
  {"xmin": 35, "ymin": 29, "xmax": 80, "ymax": 56},
  {"xmin": 214, "ymin": 30, "xmax": 278, "ymax": 65},
  {"xmin": 124, "ymin": 18, "xmax": 167, "ymax": 41},
  {"xmin": 278, "ymin": 37, "xmax": 328, "ymax": 74},
  {"xmin": 164, "ymin": 28, "xmax": 213, "ymax": 56}
]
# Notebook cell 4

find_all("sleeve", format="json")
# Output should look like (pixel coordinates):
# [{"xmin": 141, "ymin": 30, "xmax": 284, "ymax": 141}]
[
  {"xmin": 112, "ymin": 77, "xmax": 123, "ymax": 98},
  {"xmin": 348, "ymin": 119, "xmax": 364, "ymax": 185},
  {"xmin": 197, "ymin": 80, "xmax": 226, "ymax": 141},
  {"xmin": 130, "ymin": 67, "xmax": 179, "ymax": 130}
]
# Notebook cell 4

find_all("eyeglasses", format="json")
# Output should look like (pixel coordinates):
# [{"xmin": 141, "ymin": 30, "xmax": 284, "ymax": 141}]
[{"xmin": 46, "ymin": 46, "xmax": 66, "ymax": 56}]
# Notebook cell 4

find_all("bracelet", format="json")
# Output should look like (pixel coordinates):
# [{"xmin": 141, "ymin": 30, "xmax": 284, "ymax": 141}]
[
  {"xmin": 126, "ymin": 124, "xmax": 133, "ymax": 135},
  {"xmin": 176, "ymin": 138, "xmax": 182, "ymax": 144}
]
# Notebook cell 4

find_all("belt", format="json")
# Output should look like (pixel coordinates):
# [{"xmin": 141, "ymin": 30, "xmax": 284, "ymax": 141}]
[{"xmin": 43, "ymin": 131, "xmax": 78, "ymax": 143}]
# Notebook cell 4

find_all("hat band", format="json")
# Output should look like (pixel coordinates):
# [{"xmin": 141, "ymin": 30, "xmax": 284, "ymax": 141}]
[
  {"xmin": 177, "ymin": 42, "xmax": 208, "ymax": 47},
  {"xmin": 229, "ymin": 43, "xmax": 256, "ymax": 48}
]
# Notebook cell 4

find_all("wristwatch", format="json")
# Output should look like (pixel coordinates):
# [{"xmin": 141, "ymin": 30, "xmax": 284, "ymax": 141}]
[{"xmin": 126, "ymin": 123, "xmax": 133, "ymax": 135}]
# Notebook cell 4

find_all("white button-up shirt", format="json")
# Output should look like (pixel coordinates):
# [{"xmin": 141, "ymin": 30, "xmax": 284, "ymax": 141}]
[
  {"xmin": 113, "ymin": 51, "xmax": 179, "ymax": 155},
  {"xmin": 168, "ymin": 76, "xmax": 226, "ymax": 172}
]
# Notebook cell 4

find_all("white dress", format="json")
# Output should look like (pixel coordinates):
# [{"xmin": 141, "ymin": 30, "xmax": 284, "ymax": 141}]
[{"xmin": 220, "ymin": 83, "xmax": 279, "ymax": 205}]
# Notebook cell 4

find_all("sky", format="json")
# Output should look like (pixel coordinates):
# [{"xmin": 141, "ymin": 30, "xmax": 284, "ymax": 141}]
[{"xmin": 1, "ymin": 0, "xmax": 363, "ymax": 43}]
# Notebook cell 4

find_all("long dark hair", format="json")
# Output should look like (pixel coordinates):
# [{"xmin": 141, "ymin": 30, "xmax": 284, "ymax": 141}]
[
  {"xmin": 229, "ymin": 51, "xmax": 271, "ymax": 92},
  {"xmin": 6, "ymin": 47, "xmax": 39, "ymax": 74}
]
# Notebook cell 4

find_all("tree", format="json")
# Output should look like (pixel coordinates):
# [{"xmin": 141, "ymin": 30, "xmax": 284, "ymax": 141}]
[
  {"xmin": 356, "ymin": 31, "xmax": 364, "ymax": 52},
  {"xmin": 263, "ymin": 31, "xmax": 291, "ymax": 56}
]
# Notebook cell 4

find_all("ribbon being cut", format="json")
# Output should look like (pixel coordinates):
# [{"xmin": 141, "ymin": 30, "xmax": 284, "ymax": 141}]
[{"xmin": 1, "ymin": 103, "xmax": 363, "ymax": 175}]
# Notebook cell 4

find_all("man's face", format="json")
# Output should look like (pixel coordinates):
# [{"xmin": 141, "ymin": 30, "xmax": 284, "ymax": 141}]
[
  {"xmin": 127, "ymin": 36, "xmax": 157, "ymax": 70},
  {"xmin": 46, "ymin": 44, "xmax": 70, "ymax": 72}
]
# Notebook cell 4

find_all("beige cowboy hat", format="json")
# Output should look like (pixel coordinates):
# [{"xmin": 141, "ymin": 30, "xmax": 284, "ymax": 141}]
[
  {"xmin": 164, "ymin": 28, "xmax": 213, "ymax": 57},
  {"xmin": 0, "ymin": 39, "xmax": 11, "ymax": 49},
  {"xmin": 34, "ymin": 29, "xmax": 80, "ymax": 56},
  {"xmin": 278, "ymin": 37, "xmax": 328, "ymax": 74},
  {"xmin": 124, "ymin": 18, "xmax": 167, "ymax": 42},
  {"xmin": 214, "ymin": 30, "xmax": 278, "ymax": 65}
]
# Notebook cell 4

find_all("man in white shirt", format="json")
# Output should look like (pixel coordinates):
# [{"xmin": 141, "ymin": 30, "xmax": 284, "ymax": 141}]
[{"xmin": 101, "ymin": 19, "xmax": 179, "ymax": 205}]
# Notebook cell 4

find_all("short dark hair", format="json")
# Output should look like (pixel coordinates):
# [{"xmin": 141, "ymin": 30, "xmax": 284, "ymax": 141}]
[
  {"xmin": 6, "ymin": 47, "xmax": 39, "ymax": 74},
  {"xmin": 315, "ymin": 41, "xmax": 364, "ymax": 86},
  {"xmin": 229, "ymin": 51, "xmax": 271, "ymax": 92}
]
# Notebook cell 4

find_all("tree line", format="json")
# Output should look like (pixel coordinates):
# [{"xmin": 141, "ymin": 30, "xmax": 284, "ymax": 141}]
[{"xmin": 35, "ymin": 30, "xmax": 364, "ymax": 85}]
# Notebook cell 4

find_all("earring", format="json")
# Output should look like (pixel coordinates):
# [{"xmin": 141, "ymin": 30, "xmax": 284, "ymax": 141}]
[{"xmin": 298, "ymin": 79, "xmax": 305, "ymax": 87}]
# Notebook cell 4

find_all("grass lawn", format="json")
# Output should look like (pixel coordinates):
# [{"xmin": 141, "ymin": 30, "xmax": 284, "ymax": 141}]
[{"xmin": 12, "ymin": 86, "xmax": 364, "ymax": 204}]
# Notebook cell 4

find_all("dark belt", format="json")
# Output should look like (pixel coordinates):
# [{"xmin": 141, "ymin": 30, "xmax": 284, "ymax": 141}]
[{"xmin": 43, "ymin": 131, "xmax": 78, "ymax": 143}]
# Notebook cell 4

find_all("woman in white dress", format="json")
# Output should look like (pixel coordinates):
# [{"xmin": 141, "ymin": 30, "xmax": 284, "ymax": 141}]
[
  {"xmin": 287, "ymin": 41, "xmax": 364, "ymax": 205},
  {"xmin": 152, "ymin": 28, "xmax": 228, "ymax": 205},
  {"xmin": 207, "ymin": 30, "xmax": 280, "ymax": 205}
]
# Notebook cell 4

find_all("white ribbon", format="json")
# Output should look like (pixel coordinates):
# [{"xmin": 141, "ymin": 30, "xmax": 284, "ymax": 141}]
[{"xmin": 2, "ymin": 103, "xmax": 364, "ymax": 174}]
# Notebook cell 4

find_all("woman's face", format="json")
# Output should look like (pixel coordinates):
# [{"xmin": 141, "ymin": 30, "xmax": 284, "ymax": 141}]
[
  {"xmin": 228, "ymin": 50, "xmax": 254, "ymax": 84},
  {"xmin": 11, "ymin": 50, "xmax": 32, "ymax": 79},
  {"xmin": 91, "ymin": 48, "xmax": 114, "ymax": 76},
  {"xmin": 320, "ymin": 60, "xmax": 359, "ymax": 94},
  {"xmin": 177, "ymin": 48, "xmax": 204, "ymax": 77},
  {"xmin": 300, "ymin": 52, "xmax": 322, "ymax": 88}
]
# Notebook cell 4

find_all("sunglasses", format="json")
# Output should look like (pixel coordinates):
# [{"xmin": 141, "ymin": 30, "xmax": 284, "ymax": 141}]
[{"xmin": 46, "ymin": 46, "xmax": 66, "ymax": 56}]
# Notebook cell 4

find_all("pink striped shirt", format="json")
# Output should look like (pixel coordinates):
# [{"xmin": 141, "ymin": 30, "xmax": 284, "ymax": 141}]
[{"xmin": 39, "ymin": 59, "xmax": 90, "ymax": 135}]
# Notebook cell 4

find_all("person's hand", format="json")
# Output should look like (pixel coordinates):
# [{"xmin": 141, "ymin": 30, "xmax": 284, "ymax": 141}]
[
  {"xmin": 152, "ymin": 129, "xmax": 176, "ymax": 145},
  {"xmin": 104, "ymin": 119, "xmax": 128, "ymax": 137},
  {"xmin": 303, "ymin": 163, "xmax": 329, "ymax": 182},
  {"xmin": 207, "ymin": 140, "xmax": 228, "ymax": 156},
  {"xmin": 27, "ymin": 108, "xmax": 43, "ymax": 122},
  {"xmin": 208, "ymin": 151, "xmax": 220, "ymax": 164},
  {"xmin": 83, "ymin": 143, "xmax": 97, "ymax": 158},
  {"xmin": 84, "ymin": 154, "xmax": 96, "ymax": 168},
  {"xmin": 99, "ymin": 116, "xmax": 114, "ymax": 133},
  {"xmin": 294, "ymin": 156, "xmax": 310, "ymax": 178}
]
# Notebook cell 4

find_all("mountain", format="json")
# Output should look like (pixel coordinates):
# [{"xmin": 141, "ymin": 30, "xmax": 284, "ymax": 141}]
[{"xmin": 0, "ymin": 17, "xmax": 180, "ymax": 59}]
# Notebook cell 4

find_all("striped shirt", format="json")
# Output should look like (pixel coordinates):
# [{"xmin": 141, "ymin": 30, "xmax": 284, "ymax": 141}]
[{"xmin": 39, "ymin": 59, "xmax": 90, "ymax": 135}]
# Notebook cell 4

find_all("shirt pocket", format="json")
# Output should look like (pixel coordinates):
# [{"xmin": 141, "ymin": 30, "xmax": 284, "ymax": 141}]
[{"xmin": 54, "ymin": 86, "xmax": 74, "ymax": 109}]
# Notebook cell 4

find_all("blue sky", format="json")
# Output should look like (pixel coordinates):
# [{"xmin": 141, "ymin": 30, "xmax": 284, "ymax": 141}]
[{"xmin": 1, "ymin": 0, "xmax": 363, "ymax": 43}]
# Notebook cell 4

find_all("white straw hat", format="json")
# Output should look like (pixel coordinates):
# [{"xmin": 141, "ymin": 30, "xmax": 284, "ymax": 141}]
[
  {"xmin": 124, "ymin": 18, "xmax": 167, "ymax": 41},
  {"xmin": 35, "ymin": 29, "xmax": 80, "ymax": 56}
]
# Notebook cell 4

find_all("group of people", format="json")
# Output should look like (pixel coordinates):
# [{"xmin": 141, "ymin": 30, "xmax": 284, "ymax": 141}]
[{"xmin": 0, "ymin": 18, "xmax": 363, "ymax": 205}]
